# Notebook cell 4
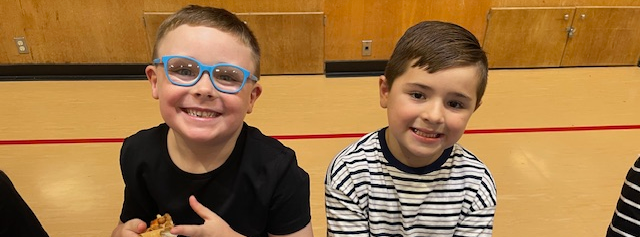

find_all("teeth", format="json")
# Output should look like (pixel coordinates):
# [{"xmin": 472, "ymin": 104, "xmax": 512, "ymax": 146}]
[
  {"xmin": 413, "ymin": 128, "xmax": 439, "ymax": 138},
  {"xmin": 186, "ymin": 109, "xmax": 218, "ymax": 118}
]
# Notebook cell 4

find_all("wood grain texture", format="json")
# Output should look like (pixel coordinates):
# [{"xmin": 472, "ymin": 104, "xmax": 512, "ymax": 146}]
[
  {"xmin": 483, "ymin": 7, "xmax": 575, "ymax": 68},
  {"xmin": 0, "ymin": 144, "xmax": 124, "ymax": 237},
  {"xmin": 16, "ymin": 0, "xmax": 150, "ymax": 63},
  {"xmin": 460, "ymin": 130, "xmax": 640, "ymax": 237},
  {"xmin": 401, "ymin": 0, "xmax": 492, "ymax": 45},
  {"xmin": 143, "ymin": 0, "xmax": 322, "ymax": 12},
  {"xmin": 1, "ymin": 67, "xmax": 640, "ymax": 237},
  {"xmin": 324, "ymin": 0, "xmax": 491, "ymax": 61},
  {"xmin": 237, "ymin": 13, "xmax": 325, "ymax": 74},
  {"xmin": 0, "ymin": 80, "xmax": 162, "ymax": 140},
  {"xmin": 142, "ymin": 12, "xmax": 172, "ymax": 59},
  {"xmin": 324, "ymin": 0, "xmax": 403, "ymax": 61},
  {"xmin": 561, "ymin": 7, "xmax": 640, "ymax": 66},
  {"xmin": 143, "ymin": 12, "xmax": 325, "ymax": 74},
  {"xmin": 1, "ymin": 0, "xmax": 638, "ymax": 68},
  {"xmin": 0, "ymin": 0, "xmax": 32, "ymax": 63},
  {"xmin": 492, "ymin": 0, "xmax": 640, "ymax": 7}
]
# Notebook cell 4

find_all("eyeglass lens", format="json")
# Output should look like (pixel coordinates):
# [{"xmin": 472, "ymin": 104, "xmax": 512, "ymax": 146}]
[{"xmin": 166, "ymin": 57, "xmax": 246, "ymax": 91}]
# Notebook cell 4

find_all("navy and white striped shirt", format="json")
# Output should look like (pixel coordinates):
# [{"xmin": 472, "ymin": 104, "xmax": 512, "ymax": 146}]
[
  {"xmin": 607, "ymin": 157, "xmax": 640, "ymax": 237},
  {"xmin": 325, "ymin": 128, "xmax": 497, "ymax": 236}
]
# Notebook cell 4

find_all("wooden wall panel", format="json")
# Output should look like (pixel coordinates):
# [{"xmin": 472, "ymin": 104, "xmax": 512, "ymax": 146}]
[
  {"xmin": 0, "ymin": 0, "xmax": 31, "ymax": 63},
  {"xmin": 238, "ymin": 13, "xmax": 324, "ymax": 74},
  {"xmin": 492, "ymin": 0, "xmax": 640, "ymax": 7},
  {"xmin": 561, "ymin": 7, "xmax": 640, "ymax": 66},
  {"xmin": 324, "ymin": 0, "xmax": 403, "ymax": 61},
  {"xmin": 143, "ymin": 0, "xmax": 323, "ymax": 12},
  {"xmin": 483, "ymin": 7, "xmax": 575, "ymax": 68},
  {"xmin": 402, "ymin": 0, "xmax": 492, "ymax": 45},
  {"xmin": 142, "ymin": 12, "xmax": 172, "ymax": 60},
  {"xmin": 144, "ymin": 12, "xmax": 324, "ymax": 74},
  {"xmin": 18, "ymin": 0, "xmax": 150, "ymax": 63},
  {"xmin": 1, "ymin": 0, "xmax": 638, "ymax": 69},
  {"xmin": 324, "ymin": 0, "xmax": 491, "ymax": 61}
]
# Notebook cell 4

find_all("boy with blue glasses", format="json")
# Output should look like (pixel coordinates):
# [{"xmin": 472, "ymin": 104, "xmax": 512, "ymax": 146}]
[
  {"xmin": 111, "ymin": 5, "xmax": 313, "ymax": 237},
  {"xmin": 152, "ymin": 55, "xmax": 259, "ymax": 94}
]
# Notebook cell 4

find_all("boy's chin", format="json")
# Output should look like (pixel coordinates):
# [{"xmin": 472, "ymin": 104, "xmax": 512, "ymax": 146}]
[
  {"xmin": 182, "ymin": 133, "xmax": 223, "ymax": 143},
  {"xmin": 179, "ymin": 130, "xmax": 236, "ymax": 144}
]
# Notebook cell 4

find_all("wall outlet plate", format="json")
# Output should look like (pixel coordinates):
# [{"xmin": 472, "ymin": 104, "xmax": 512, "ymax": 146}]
[
  {"xmin": 14, "ymin": 37, "xmax": 30, "ymax": 54},
  {"xmin": 362, "ymin": 40, "xmax": 372, "ymax": 56}
]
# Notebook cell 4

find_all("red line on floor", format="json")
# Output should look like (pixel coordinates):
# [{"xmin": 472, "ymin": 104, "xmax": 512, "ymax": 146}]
[
  {"xmin": 463, "ymin": 124, "xmax": 640, "ymax": 134},
  {"xmin": 0, "ymin": 138, "xmax": 124, "ymax": 145},
  {"xmin": 1, "ymin": 124, "xmax": 639, "ymax": 145}
]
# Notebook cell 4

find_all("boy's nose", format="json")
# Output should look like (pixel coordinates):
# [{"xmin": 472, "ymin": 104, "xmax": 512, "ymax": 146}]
[
  {"xmin": 191, "ymin": 72, "xmax": 218, "ymax": 98},
  {"xmin": 421, "ymin": 101, "xmax": 445, "ymax": 124}
]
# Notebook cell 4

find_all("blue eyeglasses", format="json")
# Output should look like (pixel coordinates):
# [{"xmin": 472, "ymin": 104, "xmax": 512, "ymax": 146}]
[{"xmin": 152, "ymin": 55, "xmax": 259, "ymax": 94}]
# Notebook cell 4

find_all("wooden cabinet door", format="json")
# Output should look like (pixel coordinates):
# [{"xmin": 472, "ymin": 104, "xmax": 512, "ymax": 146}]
[
  {"xmin": 561, "ymin": 7, "xmax": 640, "ymax": 66},
  {"xmin": 238, "ymin": 13, "xmax": 325, "ymax": 74},
  {"xmin": 144, "ymin": 12, "xmax": 325, "ymax": 75},
  {"xmin": 483, "ymin": 7, "xmax": 575, "ymax": 68}
]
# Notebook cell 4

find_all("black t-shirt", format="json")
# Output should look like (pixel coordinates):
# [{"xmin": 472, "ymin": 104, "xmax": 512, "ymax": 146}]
[
  {"xmin": 118, "ymin": 123, "xmax": 311, "ymax": 237},
  {"xmin": 0, "ymin": 170, "xmax": 49, "ymax": 237}
]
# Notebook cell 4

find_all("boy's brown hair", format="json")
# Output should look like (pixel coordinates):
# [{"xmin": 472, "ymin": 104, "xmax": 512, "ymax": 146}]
[
  {"xmin": 384, "ymin": 21, "xmax": 488, "ymax": 108},
  {"xmin": 153, "ymin": 5, "xmax": 261, "ymax": 77}
]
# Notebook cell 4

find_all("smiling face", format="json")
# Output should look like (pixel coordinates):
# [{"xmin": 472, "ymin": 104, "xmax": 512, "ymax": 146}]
[
  {"xmin": 146, "ymin": 25, "xmax": 261, "ymax": 145},
  {"xmin": 379, "ymin": 64, "xmax": 480, "ymax": 167}
]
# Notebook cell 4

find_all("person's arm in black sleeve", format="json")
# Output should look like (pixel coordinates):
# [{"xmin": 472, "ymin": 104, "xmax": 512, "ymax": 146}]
[{"xmin": 0, "ymin": 170, "xmax": 49, "ymax": 237}]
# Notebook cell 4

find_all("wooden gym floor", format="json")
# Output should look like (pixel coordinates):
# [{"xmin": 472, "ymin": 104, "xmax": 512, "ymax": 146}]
[{"xmin": 0, "ymin": 66, "xmax": 639, "ymax": 236}]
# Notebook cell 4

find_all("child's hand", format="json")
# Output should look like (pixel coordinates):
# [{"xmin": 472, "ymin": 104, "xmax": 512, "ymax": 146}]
[
  {"xmin": 111, "ymin": 218, "xmax": 147, "ymax": 237},
  {"xmin": 170, "ymin": 195, "xmax": 243, "ymax": 237}
]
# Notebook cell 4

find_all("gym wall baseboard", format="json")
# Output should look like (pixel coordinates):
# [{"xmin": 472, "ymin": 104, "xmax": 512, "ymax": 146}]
[
  {"xmin": 325, "ymin": 60, "xmax": 387, "ymax": 78},
  {"xmin": 0, "ymin": 64, "xmax": 148, "ymax": 81},
  {"xmin": 0, "ymin": 61, "xmax": 390, "ymax": 80}
]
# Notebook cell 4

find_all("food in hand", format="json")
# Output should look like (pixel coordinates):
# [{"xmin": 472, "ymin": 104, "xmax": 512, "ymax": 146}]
[{"xmin": 139, "ymin": 213, "xmax": 176, "ymax": 237}]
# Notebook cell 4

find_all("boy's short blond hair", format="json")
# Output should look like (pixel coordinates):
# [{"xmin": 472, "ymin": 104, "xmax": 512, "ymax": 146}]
[
  {"xmin": 384, "ymin": 21, "xmax": 488, "ymax": 108},
  {"xmin": 153, "ymin": 5, "xmax": 261, "ymax": 77}
]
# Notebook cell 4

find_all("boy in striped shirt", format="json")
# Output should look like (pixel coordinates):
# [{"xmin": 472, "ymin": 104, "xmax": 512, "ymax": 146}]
[
  {"xmin": 607, "ymin": 156, "xmax": 640, "ymax": 236},
  {"xmin": 325, "ymin": 21, "xmax": 497, "ymax": 237}
]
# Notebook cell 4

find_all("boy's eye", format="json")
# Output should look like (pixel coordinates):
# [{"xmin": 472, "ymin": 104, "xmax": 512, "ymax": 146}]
[
  {"xmin": 409, "ymin": 92, "xmax": 425, "ymax": 100},
  {"xmin": 448, "ymin": 101, "xmax": 465, "ymax": 109},
  {"xmin": 169, "ymin": 67, "xmax": 198, "ymax": 78},
  {"xmin": 214, "ymin": 67, "xmax": 244, "ymax": 83},
  {"xmin": 176, "ymin": 69, "xmax": 195, "ymax": 76},
  {"xmin": 217, "ymin": 74, "xmax": 241, "ymax": 82}
]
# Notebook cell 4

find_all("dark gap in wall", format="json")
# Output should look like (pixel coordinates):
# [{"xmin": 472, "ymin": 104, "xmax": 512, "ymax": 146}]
[
  {"xmin": 325, "ymin": 60, "xmax": 387, "ymax": 78},
  {"xmin": 0, "ymin": 64, "xmax": 148, "ymax": 81}
]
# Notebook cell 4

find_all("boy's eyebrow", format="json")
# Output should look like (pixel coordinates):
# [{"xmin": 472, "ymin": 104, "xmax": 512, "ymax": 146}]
[
  {"xmin": 450, "ymin": 92, "xmax": 473, "ymax": 101},
  {"xmin": 407, "ymin": 83, "xmax": 433, "ymax": 91},
  {"xmin": 407, "ymin": 83, "xmax": 473, "ymax": 101}
]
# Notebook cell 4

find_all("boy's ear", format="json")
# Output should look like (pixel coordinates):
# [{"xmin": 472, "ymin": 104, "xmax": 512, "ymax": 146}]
[
  {"xmin": 146, "ymin": 65, "xmax": 159, "ymax": 99},
  {"xmin": 246, "ymin": 83, "xmax": 262, "ymax": 114},
  {"xmin": 379, "ymin": 75, "xmax": 390, "ymax": 109}
]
